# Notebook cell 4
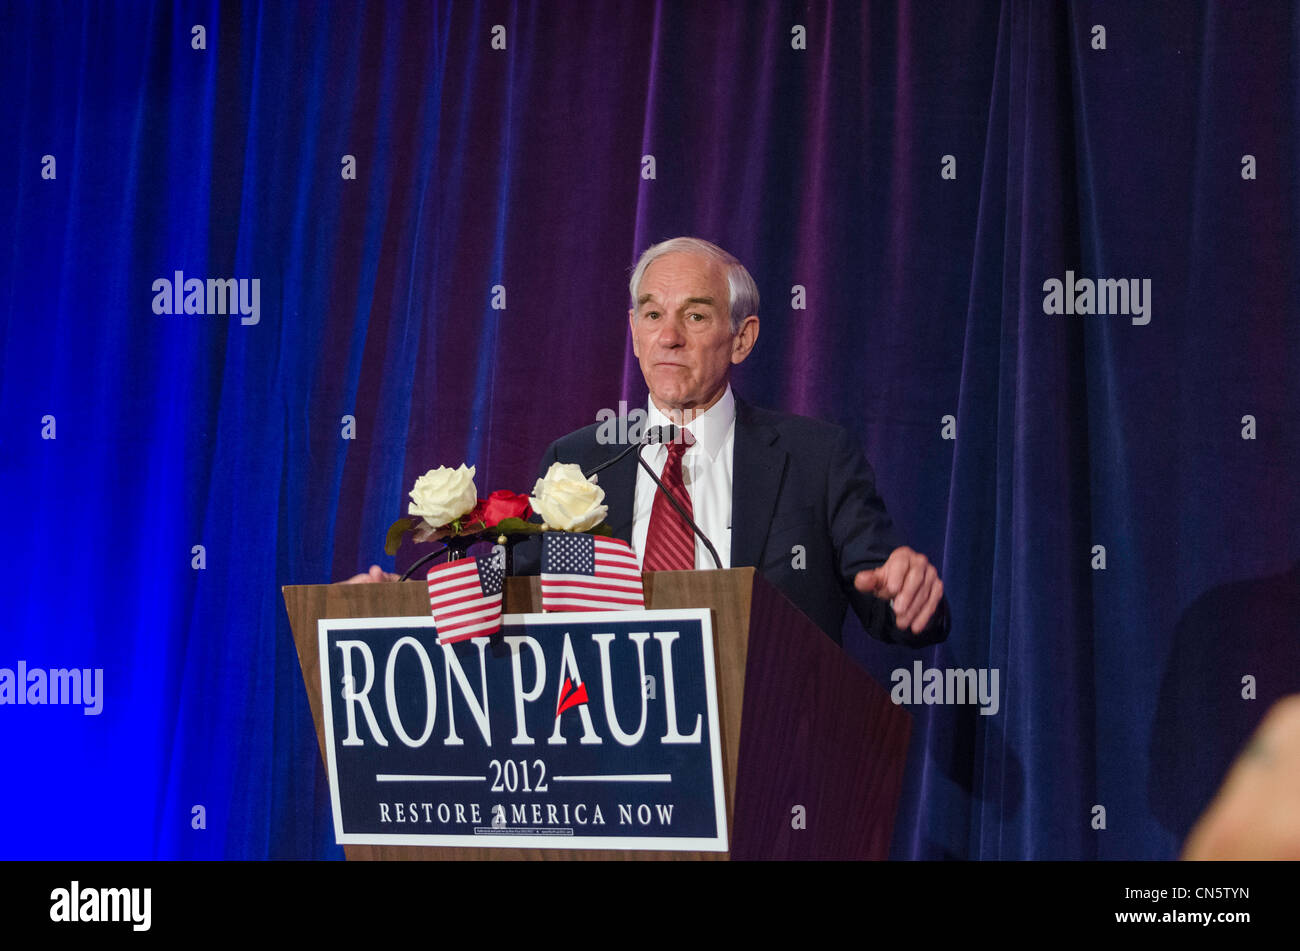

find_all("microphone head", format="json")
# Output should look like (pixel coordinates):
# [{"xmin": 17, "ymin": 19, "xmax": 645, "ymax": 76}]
[
  {"xmin": 649, "ymin": 424, "xmax": 679, "ymax": 445},
  {"xmin": 646, "ymin": 423, "xmax": 694, "ymax": 446}
]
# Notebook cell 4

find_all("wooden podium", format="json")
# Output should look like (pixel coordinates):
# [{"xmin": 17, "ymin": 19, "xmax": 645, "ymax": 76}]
[{"xmin": 283, "ymin": 567, "xmax": 912, "ymax": 860}]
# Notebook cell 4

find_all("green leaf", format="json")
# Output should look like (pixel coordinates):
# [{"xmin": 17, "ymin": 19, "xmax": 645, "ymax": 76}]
[
  {"xmin": 384, "ymin": 517, "xmax": 417, "ymax": 556},
  {"xmin": 589, "ymin": 523, "xmax": 613, "ymax": 537},
  {"xmin": 491, "ymin": 517, "xmax": 543, "ymax": 535}
]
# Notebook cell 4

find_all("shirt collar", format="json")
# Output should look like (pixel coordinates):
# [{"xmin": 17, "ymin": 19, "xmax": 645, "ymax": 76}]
[{"xmin": 646, "ymin": 384, "xmax": 736, "ymax": 462}]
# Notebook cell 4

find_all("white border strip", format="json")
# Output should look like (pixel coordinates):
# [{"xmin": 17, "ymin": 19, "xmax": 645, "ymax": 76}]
[{"xmin": 317, "ymin": 609, "xmax": 727, "ymax": 852}]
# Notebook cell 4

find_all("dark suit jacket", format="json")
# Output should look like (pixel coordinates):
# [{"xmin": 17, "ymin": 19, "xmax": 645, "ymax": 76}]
[{"xmin": 528, "ymin": 397, "xmax": 949, "ymax": 647}]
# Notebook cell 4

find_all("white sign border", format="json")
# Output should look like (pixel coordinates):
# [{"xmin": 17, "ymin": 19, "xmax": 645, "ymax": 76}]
[{"xmin": 317, "ymin": 609, "xmax": 729, "ymax": 852}]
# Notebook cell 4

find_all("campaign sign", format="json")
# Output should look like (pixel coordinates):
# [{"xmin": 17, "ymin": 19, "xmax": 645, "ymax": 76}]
[{"xmin": 317, "ymin": 609, "xmax": 727, "ymax": 851}]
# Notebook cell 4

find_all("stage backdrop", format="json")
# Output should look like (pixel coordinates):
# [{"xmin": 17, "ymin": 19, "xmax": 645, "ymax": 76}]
[{"xmin": 1, "ymin": 1, "xmax": 1296, "ymax": 859}]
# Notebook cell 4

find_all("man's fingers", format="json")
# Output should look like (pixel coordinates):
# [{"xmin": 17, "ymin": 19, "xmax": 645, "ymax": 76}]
[
  {"xmin": 856, "ymin": 559, "xmax": 914, "ymax": 601},
  {"xmin": 887, "ymin": 553, "xmax": 916, "ymax": 599},
  {"xmin": 854, "ymin": 568, "xmax": 884, "ymax": 594},
  {"xmin": 859, "ymin": 562, "xmax": 904, "ymax": 598},
  {"xmin": 892, "ymin": 560, "xmax": 929, "ymax": 621},
  {"xmin": 910, "ymin": 578, "xmax": 944, "ymax": 633}
]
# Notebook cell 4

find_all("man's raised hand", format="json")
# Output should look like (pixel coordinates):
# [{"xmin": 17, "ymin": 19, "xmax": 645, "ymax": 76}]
[{"xmin": 853, "ymin": 546, "xmax": 944, "ymax": 634}]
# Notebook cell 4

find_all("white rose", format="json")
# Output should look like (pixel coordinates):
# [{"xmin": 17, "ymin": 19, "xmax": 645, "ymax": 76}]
[
  {"xmin": 530, "ymin": 462, "xmax": 608, "ymax": 533},
  {"xmin": 408, "ymin": 464, "xmax": 478, "ymax": 528}
]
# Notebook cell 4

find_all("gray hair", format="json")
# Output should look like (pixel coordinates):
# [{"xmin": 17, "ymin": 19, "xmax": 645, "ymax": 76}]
[{"xmin": 628, "ymin": 237, "xmax": 759, "ymax": 333}]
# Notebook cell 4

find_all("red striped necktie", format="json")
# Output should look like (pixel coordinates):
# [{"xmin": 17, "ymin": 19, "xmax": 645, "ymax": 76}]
[{"xmin": 642, "ymin": 437, "xmax": 696, "ymax": 571}]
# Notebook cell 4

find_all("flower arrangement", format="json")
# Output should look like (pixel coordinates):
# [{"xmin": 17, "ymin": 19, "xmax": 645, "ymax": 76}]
[{"xmin": 385, "ymin": 462, "xmax": 612, "ymax": 560}]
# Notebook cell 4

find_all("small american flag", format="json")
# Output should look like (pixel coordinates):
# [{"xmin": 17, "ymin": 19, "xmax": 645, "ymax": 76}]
[
  {"xmin": 540, "ymin": 532, "xmax": 645, "ymax": 612},
  {"xmin": 427, "ymin": 552, "xmax": 504, "ymax": 643}
]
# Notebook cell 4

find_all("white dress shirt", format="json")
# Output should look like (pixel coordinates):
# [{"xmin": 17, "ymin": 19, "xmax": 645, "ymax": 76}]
[{"xmin": 631, "ymin": 385, "xmax": 735, "ymax": 569}]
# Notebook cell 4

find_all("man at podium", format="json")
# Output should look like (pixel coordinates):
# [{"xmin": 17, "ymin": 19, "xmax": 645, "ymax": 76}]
[
  {"xmin": 532, "ymin": 237, "xmax": 949, "ymax": 648},
  {"xmin": 350, "ymin": 237, "xmax": 948, "ymax": 648}
]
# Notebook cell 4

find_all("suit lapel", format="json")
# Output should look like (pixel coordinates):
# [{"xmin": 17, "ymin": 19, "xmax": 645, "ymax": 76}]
[{"xmin": 730, "ymin": 398, "xmax": 787, "ymax": 568}]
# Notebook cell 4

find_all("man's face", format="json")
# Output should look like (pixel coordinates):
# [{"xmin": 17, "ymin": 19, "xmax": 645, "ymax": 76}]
[{"xmin": 629, "ymin": 252, "xmax": 756, "ymax": 415}]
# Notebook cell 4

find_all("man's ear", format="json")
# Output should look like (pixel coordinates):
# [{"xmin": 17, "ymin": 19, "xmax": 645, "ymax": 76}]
[
  {"xmin": 628, "ymin": 309, "xmax": 639, "ymax": 357},
  {"xmin": 730, "ymin": 315, "xmax": 760, "ymax": 364}
]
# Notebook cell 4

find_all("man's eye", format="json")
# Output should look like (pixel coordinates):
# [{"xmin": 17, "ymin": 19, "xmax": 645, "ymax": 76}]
[
  {"xmin": 689, "ymin": 313, "xmax": 707, "ymax": 322},
  {"xmin": 644, "ymin": 311, "xmax": 660, "ymax": 320}
]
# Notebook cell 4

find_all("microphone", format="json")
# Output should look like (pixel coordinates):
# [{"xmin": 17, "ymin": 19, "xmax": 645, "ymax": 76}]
[
  {"xmin": 582, "ymin": 424, "xmax": 676, "ymax": 478},
  {"xmin": 584, "ymin": 423, "xmax": 722, "ymax": 570}
]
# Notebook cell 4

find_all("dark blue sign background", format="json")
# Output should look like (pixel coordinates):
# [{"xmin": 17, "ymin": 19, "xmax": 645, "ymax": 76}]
[{"xmin": 320, "ymin": 612, "xmax": 722, "ymax": 847}]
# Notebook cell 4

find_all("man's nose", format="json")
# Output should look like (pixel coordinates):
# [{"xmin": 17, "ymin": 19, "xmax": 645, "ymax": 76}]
[{"xmin": 656, "ymin": 317, "xmax": 686, "ymax": 347}]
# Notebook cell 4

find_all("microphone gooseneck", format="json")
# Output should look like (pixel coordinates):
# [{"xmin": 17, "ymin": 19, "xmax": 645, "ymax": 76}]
[
  {"xmin": 582, "ymin": 424, "xmax": 677, "ymax": 479},
  {"xmin": 398, "ymin": 542, "xmax": 452, "ymax": 581}
]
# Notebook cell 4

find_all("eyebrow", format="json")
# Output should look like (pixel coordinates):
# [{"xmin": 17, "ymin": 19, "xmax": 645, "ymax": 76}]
[{"xmin": 636, "ymin": 295, "xmax": 717, "ymax": 308}]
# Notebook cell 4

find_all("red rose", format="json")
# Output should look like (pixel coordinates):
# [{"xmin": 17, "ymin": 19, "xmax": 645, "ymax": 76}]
[{"xmin": 470, "ymin": 490, "xmax": 532, "ymax": 528}]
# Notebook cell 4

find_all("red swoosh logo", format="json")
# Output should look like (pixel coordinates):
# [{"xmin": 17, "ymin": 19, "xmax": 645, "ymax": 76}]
[{"xmin": 555, "ymin": 676, "xmax": 589, "ymax": 717}]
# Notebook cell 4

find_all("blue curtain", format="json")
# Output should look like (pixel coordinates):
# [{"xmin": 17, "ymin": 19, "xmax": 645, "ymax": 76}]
[{"xmin": 1, "ymin": 0, "xmax": 1296, "ymax": 859}]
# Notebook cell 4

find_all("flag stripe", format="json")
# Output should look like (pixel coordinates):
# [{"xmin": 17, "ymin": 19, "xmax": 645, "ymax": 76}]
[
  {"xmin": 437, "ymin": 600, "xmax": 502, "ymax": 623},
  {"xmin": 438, "ymin": 617, "xmax": 502, "ymax": 642},
  {"xmin": 430, "ymin": 582, "xmax": 499, "ymax": 604},
  {"xmin": 428, "ymin": 562, "xmax": 480, "ymax": 582},
  {"xmin": 538, "ymin": 588, "xmax": 647, "ymax": 603},
  {"xmin": 540, "ymin": 575, "xmax": 644, "ymax": 591},
  {"xmin": 429, "ymin": 581, "xmax": 488, "ymax": 605},
  {"xmin": 542, "ymin": 597, "xmax": 647, "ymax": 611}
]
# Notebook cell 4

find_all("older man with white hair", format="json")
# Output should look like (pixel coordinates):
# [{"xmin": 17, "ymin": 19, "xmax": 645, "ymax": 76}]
[{"xmin": 535, "ymin": 236, "xmax": 949, "ymax": 645}]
